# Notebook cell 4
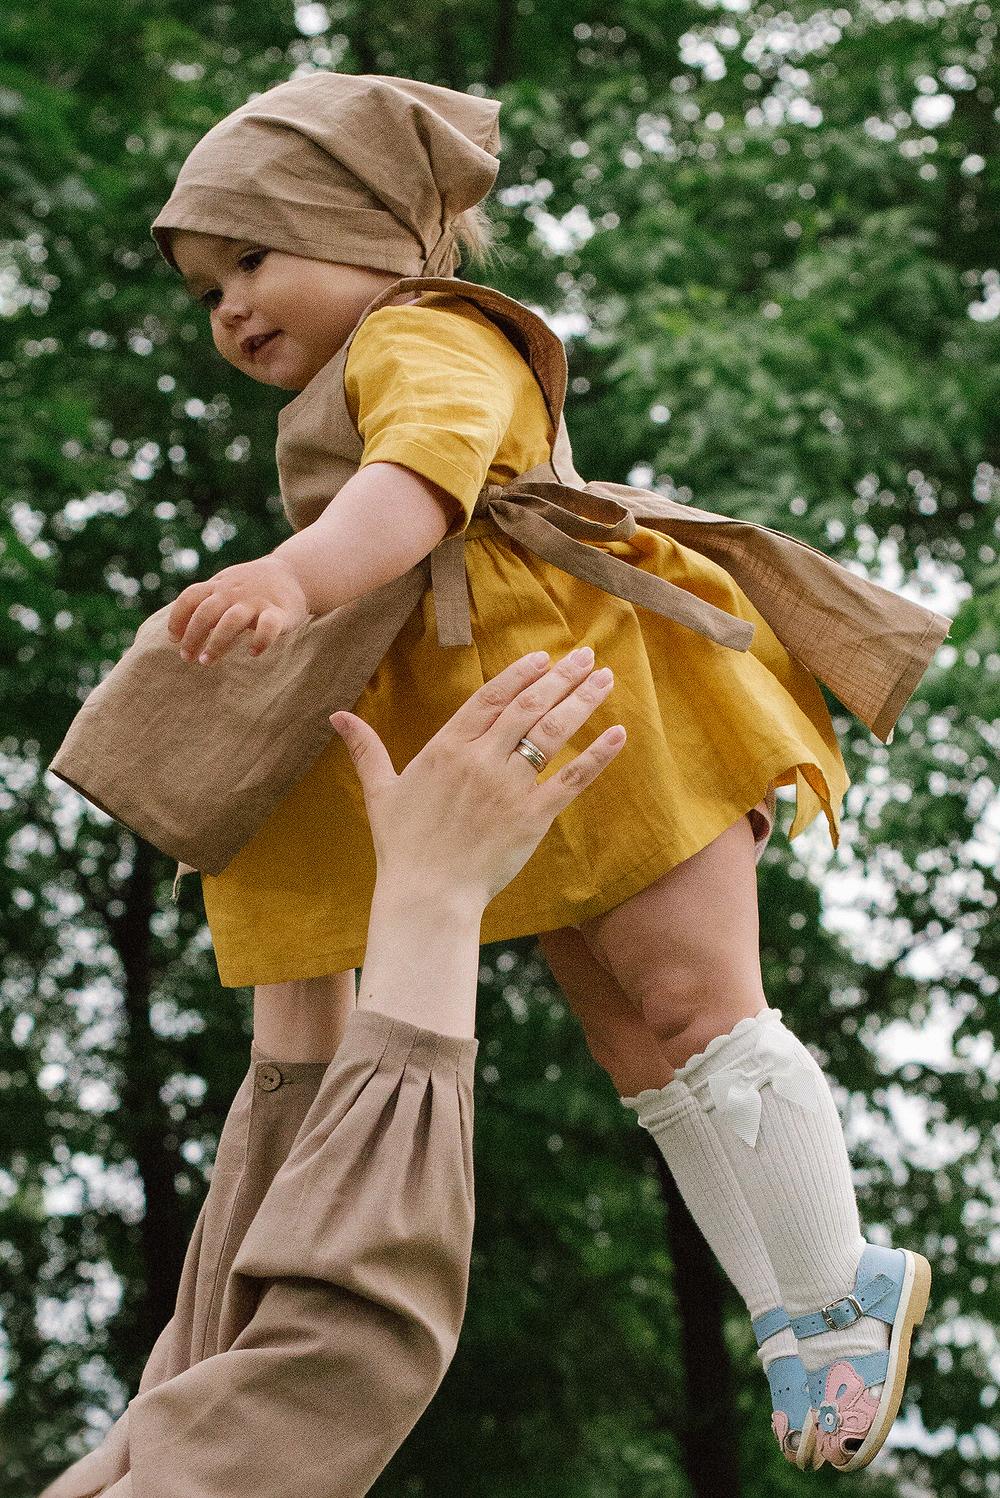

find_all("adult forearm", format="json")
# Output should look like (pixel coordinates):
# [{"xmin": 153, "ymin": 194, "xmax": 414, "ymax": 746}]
[
  {"xmin": 270, "ymin": 460, "xmax": 458, "ymax": 616},
  {"xmin": 358, "ymin": 875, "xmax": 484, "ymax": 1040}
]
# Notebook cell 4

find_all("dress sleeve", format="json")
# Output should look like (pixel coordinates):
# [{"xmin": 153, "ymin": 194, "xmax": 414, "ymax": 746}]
[{"xmin": 344, "ymin": 303, "xmax": 519, "ymax": 540}]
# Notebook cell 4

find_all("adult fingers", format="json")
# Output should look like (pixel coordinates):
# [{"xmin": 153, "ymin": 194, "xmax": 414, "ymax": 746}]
[
  {"xmin": 441, "ymin": 650, "xmax": 553, "ymax": 741},
  {"xmin": 328, "ymin": 711, "xmax": 396, "ymax": 800},
  {"xmin": 506, "ymin": 663, "xmax": 618, "ymax": 779},
  {"xmin": 489, "ymin": 647, "xmax": 602, "ymax": 757},
  {"xmin": 536, "ymin": 721, "xmax": 627, "ymax": 822}
]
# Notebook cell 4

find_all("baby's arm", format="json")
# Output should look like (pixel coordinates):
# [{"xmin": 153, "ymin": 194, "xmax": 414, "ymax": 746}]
[
  {"xmin": 169, "ymin": 308, "xmax": 507, "ymax": 661},
  {"xmin": 269, "ymin": 461, "xmax": 460, "ymax": 616},
  {"xmin": 270, "ymin": 298, "xmax": 518, "ymax": 619}
]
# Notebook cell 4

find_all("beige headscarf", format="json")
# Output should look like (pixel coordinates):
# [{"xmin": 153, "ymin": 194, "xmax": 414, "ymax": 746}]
[{"xmin": 150, "ymin": 72, "xmax": 502, "ymax": 278}]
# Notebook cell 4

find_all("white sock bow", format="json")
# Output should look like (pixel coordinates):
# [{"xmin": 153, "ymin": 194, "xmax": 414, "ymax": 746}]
[{"xmin": 705, "ymin": 1021, "xmax": 821, "ymax": 1147}]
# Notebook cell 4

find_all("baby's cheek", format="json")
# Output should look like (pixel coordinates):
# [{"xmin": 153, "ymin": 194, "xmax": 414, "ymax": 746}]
[{"xmin": 225, "ymin": 338, "xmax": 243, "ymax": 362}]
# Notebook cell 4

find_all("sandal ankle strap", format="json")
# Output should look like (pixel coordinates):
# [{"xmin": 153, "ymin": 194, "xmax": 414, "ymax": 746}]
[
  {"xmin": 789, "ymin": 1243, "xmax": 904, "ymax": 1339},
  {"xmin": 752, "ymin": 1306, "xmax": 792, "ymax": 1347}
]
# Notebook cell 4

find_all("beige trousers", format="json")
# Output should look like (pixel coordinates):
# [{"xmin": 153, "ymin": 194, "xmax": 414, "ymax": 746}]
[{"xmin": 40, "ymin": 1008, "xmax": 478, "ymax": 1498}]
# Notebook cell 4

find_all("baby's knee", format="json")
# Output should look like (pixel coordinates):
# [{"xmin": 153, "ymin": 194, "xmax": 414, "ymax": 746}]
[
  {"xmin": 641, "ymin": 983, "xmax": 768, "ymax": 1070},
  {"xmin": 575, "ymin": 1008, "xmax": 674, "ymax": 1097}
]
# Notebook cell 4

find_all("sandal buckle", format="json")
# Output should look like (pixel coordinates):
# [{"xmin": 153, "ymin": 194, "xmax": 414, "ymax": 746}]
[{"xmin": 821, "ymin": 1293, "xmax": 864, "ymax": 1331}]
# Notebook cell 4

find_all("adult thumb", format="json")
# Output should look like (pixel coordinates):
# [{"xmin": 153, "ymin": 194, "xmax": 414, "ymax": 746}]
[{"xmin": 329, "ymin": 711, "xmax": 394, "ymax": 795}]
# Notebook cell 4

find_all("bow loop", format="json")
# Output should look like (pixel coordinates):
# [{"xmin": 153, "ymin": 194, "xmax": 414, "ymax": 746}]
[
  {"xmin": 431, "ymin": 478, "xmax": 758, "ymax": 651},
  {"xmin": 755, "ymin": 1024, "xmax": 822, "ymax": 1114},
  {"xmin": 496, "ymin": 480, "xmax": 639, "ymax": 540},
  {"xmin": 707, "ymin": 1069, "xmax": 764, "ymax": 1147},
  {"xmin": 699, "ymin": 1022, "xmax": 822, "ymax": 1147}
]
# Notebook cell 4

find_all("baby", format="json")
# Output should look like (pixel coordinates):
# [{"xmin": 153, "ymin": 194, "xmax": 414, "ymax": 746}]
[{"xmin": 147, "ymin": 71, "xmax": 931, "ymax": 1472}]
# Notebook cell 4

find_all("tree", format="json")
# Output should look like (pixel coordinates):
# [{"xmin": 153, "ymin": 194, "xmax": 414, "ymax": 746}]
[{"xmin": 2, "ymin": 2, "xmax": 996, "ymax": 1493}]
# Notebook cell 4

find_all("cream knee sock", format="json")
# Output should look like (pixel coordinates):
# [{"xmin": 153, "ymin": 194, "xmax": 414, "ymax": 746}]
[
  {"xmin": 626, "ymin": 1007, "xmax": 888, "ymax": 1381},
  {"xmin": 621, "ymin": 1075, "xmax": 798, "ymax": 1371}
]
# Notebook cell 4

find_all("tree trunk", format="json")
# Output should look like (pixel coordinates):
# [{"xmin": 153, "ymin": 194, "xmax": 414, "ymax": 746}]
[
  {"xmin": 653, "ymin": 1145, "xmax": 743, "ymax": 1498},
  {"xmin": 487, "ymin": 0, "xmax": 518, "ymax": 90},
  {"xmin": 115, "ymin": 840, "xmax": 189, "ymax": 1361}
]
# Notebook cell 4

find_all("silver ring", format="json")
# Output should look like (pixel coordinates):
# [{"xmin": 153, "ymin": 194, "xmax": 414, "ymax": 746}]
[{"xmin": 515, "ymin": 736, "xmax": 548, "ymax": 772}]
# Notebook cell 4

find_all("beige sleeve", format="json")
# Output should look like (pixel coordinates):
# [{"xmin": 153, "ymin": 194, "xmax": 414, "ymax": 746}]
[{"xmin": 39, "ymin": 1009, "xmax": 477, "ymax": 1498}]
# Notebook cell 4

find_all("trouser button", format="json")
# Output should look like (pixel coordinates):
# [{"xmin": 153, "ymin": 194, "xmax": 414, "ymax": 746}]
[{"xmin": 256, "ymin": 1063, "xmax": 283, "ymax": 1092}]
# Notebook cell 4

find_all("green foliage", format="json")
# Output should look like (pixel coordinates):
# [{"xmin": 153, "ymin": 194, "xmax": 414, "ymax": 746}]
[{"xmin": 2, "ymin": 2, "xmax": 997, "ymax": 1494}]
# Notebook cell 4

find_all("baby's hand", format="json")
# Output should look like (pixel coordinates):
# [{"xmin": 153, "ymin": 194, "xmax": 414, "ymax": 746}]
[{"xmin": 167, "ymin": 557, "xmax": 310, "ymax": 665}]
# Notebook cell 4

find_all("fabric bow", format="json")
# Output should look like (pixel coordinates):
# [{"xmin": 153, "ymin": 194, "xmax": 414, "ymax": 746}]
[{"xmin": 706, "ymin": 1024, "xmax": 821, "ymax": 1147}]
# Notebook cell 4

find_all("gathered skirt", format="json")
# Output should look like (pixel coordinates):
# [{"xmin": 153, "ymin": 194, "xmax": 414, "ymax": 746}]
[{"xmin": 200, "ymin": 515, "xmax": 850, "ymax": 986}]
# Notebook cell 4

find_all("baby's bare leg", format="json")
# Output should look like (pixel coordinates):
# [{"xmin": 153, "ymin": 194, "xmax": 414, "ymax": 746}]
[
  {"xmin": 253, "ymin": 970, "xmax": 357, "ymax": 1062},
  {"xmin": 576, "ymin": 813, "xmax": 768, "ymax": 1067},
  {"xmin": 564, "ymin": 814, "xmax": 886, "ymax": 1401},
  {"xmin": 535, "ymin": 859, "xmax": 797, "ymax": 1382},
  {"xmin": 536, "ymin": 925, "xmax": 674, "ymax": 1095}
]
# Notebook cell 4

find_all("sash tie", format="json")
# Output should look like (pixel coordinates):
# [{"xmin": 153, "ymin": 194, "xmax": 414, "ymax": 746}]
[{"xmin": 429, "ymin": 478, "xmax": 756, "ymax": 652}]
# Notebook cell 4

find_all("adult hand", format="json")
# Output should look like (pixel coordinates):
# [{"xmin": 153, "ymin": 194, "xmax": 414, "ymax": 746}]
[
  {"xmin": 330, "ymin": 647, "xmax": 624, "ymax": 911},
  {"xmin": 166, "ymin": 557, "xmax": 310, "ymax": 664}
]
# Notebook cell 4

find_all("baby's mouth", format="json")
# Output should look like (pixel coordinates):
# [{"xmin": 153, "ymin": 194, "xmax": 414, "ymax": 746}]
[{"xmin": 245, "ymin": 331, "xmax": 280, "ymax": 358}]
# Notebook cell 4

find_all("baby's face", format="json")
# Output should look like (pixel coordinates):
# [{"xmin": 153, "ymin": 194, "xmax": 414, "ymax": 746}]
[{"xmin": 170, "ymin": 231, "xmax": 405, "ymax": 390}]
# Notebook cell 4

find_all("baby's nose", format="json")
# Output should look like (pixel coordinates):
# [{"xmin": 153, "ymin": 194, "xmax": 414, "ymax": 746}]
[{"xmin": 220, "ymin": 300, "xmax": 250, "ymax": 322}]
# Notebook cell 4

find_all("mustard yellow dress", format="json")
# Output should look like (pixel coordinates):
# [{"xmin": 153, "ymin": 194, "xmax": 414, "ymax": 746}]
[{"xmin": 201, "ymin": 294, "xmax": 850, "ymax": 987}]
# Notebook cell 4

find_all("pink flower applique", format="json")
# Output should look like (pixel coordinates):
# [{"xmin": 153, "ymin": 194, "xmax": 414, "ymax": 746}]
[
  {"xmin": 814, "ymin": 1361, "xmax": 881, "ymax": 1467},
  {"xmin": 771, "ymin": 1410, "xmax": 798, "ymax": 1462}
]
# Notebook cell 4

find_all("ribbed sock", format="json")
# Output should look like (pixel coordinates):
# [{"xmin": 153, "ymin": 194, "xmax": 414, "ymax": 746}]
[
  {"xmin": 621, "ymin": 1074, "xmax": 798, "ymax": 1371},
  {"xmin": 625, "ymin": 1007, "xmax": 887, "ymax": 1384}
]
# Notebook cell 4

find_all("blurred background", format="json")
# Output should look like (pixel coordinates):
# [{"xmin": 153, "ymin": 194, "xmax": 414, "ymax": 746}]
[{"xmin": 1, "ymin": 1, "xmax": 998, "ymax": 1494}]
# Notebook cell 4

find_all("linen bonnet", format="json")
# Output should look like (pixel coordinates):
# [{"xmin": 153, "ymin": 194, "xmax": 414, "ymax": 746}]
[{"xmin": 150, "ymin": 72, "xmax": 502, "ymax": 278}]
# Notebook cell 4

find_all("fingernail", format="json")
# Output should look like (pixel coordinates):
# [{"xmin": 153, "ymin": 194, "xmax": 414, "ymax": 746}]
[
  {"xmin": 199, "ymin": 653, "xmax": 210, "ymax": 665},
  {"xmin": 570, "ymin": 646, "xmax": 594, "ymax": 666},
  {"xmin": 592, "ymin": 667, "xmax": 613, "ymax": 686},
  {"xmin": 181, "ymin": 650, "xmax": 191, "ymax": 662}
]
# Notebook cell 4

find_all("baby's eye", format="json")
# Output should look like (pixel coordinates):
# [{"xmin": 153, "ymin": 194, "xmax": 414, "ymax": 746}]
[{"xmin": 194, "ymin": 251, "xmax": 263, "ymax": 310}]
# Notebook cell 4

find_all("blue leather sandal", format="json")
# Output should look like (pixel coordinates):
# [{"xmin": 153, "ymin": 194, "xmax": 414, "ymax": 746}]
[
  {"xmin": 789, "ymin": 1242, "xmax": 932, "ymax": 1472},
  {"xmin": 751, "ymin": 1306, "xmax": 811, "ymax": 1465}
]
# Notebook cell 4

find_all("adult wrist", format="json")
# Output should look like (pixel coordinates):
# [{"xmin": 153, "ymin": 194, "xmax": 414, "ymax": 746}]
[
  {"xmin": 359, "ymin": 875, "xmax": 485, "ymax": 1039},
  {"xmin": 371, "ymin": 869, "xmax": 487, "ymax": 925}
]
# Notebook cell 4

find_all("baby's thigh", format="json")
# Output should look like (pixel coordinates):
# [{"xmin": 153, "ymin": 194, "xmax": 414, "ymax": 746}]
[
  {"xmin": 575, "ymin": 812, "xmax": 768, "ymax": 1061},
  {"xmin": 536, "ymin": 925, "xmax": 673, "ymax": 1096}
]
